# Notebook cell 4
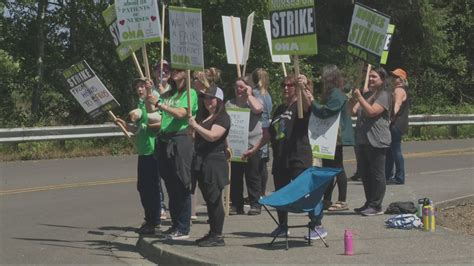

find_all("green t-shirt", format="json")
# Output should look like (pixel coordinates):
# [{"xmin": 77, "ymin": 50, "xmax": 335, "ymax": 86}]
[
  {"xmin": 136, "ymin": 101, "xmax": 157, "ymax": 155},
  {"xmin": 160, "ymin": 88, "xmax": 198, "ymax": 133}
]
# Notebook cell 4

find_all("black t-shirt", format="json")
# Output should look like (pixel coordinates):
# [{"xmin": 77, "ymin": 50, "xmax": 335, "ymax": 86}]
[
  {"xmin": 194, "ymin": 111, "xmax": 231, "ymax": 155},
  {"xmin": 269, "ymin": 102, "xmax": 312, "ymax": 171}
]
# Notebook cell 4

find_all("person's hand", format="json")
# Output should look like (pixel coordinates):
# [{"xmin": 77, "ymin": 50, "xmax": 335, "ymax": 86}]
[
  {"xmin": 129, "ymin": 109, "xmax": 141, "ymax": 122},
  {"xmin": 303, "ymin": 88, "xmax": 314, "ymax": 102},
  {"xmin": 241, "ymin": 147, "xmax": 257, "ymax": 161},
  {"xmin": 353, "ymin": 88, "xmax": 362, "ymax": 99},
  {"xmin": 297, "ymin": 74, "xmax": 308, "ymax": 87},
  {"xmin": 114, "ymin": 117, "xmax": 126, "ymax": 127},
  {"xmin": 188, "ymin": 117, "xmax": 198, "ymax": 129}
]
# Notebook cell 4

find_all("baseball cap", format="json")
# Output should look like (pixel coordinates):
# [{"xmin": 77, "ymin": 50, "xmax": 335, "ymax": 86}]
[
  {"xmin": 391, "ymin": 68, "xmax": 408, "ymax": 80},
  {"xmin": 132, "ymin": 77, "xmax": 147, "ymax": 88},
  {"xmin": 201, "ymin": 84, "xmax": 224, "ymax": 101}
]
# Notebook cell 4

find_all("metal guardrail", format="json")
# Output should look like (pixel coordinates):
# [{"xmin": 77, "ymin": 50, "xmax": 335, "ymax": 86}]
[{"xmin": 0, "ymin": 114, "xmax": 473, "ymax": 143}]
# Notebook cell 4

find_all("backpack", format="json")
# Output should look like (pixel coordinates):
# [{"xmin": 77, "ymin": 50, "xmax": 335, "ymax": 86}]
[{"xmin": 384, "ymin": 201, "xmax": 417, "ymax": 214}]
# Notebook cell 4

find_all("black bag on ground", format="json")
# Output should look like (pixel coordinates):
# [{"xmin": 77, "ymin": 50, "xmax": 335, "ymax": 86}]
[{"xmin": 385, "ymin": 201, "xmax": 417, "ymax": 214}]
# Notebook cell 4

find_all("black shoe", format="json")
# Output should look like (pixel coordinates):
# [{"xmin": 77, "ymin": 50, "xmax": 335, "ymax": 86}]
[
  {"xmin": 195, "ymin": 232, "xmax": 211, "ymax": 244},
  {"xmin": 354, "ymin": 204, "xmax": 368, "ymax": 213},
  {"xmin": 248, "ymin": 204, "xmax": 261, "ymax": 215},
  {"xmin": 229, "ymin": 206, "xmax": 245, "ymax": 215},
  {"xmin": 137, "ymin": 223, "xmax": 155, "ymax": 235},
  {"xmin": 197, "ymin": 234, "xmax": 225, "ymax": 247},
  {"xmin": 350, "ymin": 173, "xmax": 361, "ymax": 181}
]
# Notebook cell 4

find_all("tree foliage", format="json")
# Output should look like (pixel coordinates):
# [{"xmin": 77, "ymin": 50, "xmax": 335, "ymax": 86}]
[{"xmin": 0, "ymin": 0, "xmax": 472, "ymax": 127}]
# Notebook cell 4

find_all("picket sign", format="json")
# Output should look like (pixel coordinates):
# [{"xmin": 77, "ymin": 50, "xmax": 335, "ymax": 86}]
[
  {"xmin": 62, "ymin": 60, "xmax": 133, "ymax": 144},
  {"xmin": 241, "ymin": 12, "xmax": 255, "ymax": 77},
  {"xmin": 308, "ymin": 112, "xmax": 341, "ymax": 159},
  {"xmin": 263, "ymin": 19, "xmax": 290, "ymax": 77},
  {"xmin": 268, "ymin": 0, "xmax": 318, "ymax": 118}
]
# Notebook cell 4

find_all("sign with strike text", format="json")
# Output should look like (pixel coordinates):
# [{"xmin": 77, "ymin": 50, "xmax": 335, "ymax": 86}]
[
  {"xmin": 115, "ymin": 0, "xmax": 162, "ymax": 44},
  {"xmin": 347, "ymin": 3, "xmax": 390, "ymax": 65},
  {"xmin": 269, "ymin": 0, "xmax": 317, "ymax": 55},
  {"xmin": 102, "ymin": 4, "xmax": 142, "ymax": 61},
  {"xmin": 63, "ymin": 61, "xmax": 119, "ymax": 118},
  {"xmin": 169, "ymin": 6, "xmax": 204, "ymax": 70}
]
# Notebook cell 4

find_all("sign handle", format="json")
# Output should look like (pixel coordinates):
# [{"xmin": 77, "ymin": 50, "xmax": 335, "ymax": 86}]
[
  {"xmin": 363, "ymin": 64, "xmax": 372, "ymax": 92},
  {"xmin": 294, "ymin": 55, "xmax": 304, "ymax": 119},
  {"xmin": 354, "ymin": 60, "xmax": 366, "ymax": 90},
  {"xmin": 186, "ymin": 70, "xmax": 192, "ymax": 117},
  {"xmin": 142, "ymin": 44, "xmax": 151, "ymax": 79},
  {"xmin": 107, "ymin": 110, "xmax": 136, "ymax": 149},
  {"xmin": 131, "ymin": 51, "xmax": 145, "ymax": 78},
  {"xmin": 230, "ymin": 16, "xmax": 242, "ymax": 78},
  {"xmin": 159, "ymin": 2, "xmax": 167, "ymax": 82},
  {"xmin": 281, "ymin": 62, "xmax": 287, "ymax": 77}
]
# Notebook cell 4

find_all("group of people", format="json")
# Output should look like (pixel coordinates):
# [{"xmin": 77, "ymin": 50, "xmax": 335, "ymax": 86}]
[{"xmin": 116, "ymin": 59, "xmax": 410, "ymax": 247}]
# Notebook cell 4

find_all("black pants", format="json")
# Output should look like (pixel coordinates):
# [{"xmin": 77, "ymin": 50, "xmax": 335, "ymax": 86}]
[
  {"xmin": 230, "ymin": 153, "xmax": 261, "ymax": 210},
  {"xmin": 137, "ymin": 155, "xmax": 161, "ymax": 225},
  {"xmin": 357, "ymin": 144, "xmax": 387, "ymax": 210},
  {"xmin": 322, "ymin": 145, "xmax": 348, "ymax": 202},
  {"xmin": 259, "ymin": 158, "xmax": 269, "ymax": 196}
]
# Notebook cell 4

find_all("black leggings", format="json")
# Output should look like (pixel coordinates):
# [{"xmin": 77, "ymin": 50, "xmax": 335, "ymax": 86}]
[{"xmin": 322, "ymin": 145, "xmax": 348, "ymax": 202}]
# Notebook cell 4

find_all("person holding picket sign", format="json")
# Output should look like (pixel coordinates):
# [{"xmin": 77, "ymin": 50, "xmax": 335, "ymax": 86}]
[
  {"xmin": 147, "ymin": 68, "xmax": 198, "ymax": 240},
  {"xmin": 306, "ymin": 65, "xmax": 355, "ymax": 212},
  {"xmin": 189, "ymin": 85, "xmax": 230, "ymax": 247},
  {"xmin": 225, "ymin": 78, "xmax": 264, "ymax": 216},
  {"xmin": 269, "ymin": 74, "xmax": 328, "ymax": 240},
  {"xmin": 114, "ymin": 77, "xmax": 162, "ymax": 235},
  {"xmin": 349, "ymin": 67, "xmax": 392, "ymax": 216}
]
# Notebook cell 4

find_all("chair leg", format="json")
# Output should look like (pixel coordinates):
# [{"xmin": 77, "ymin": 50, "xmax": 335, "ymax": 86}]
[{"xmin": 313, "ymin": 227, "xmax": 329, "ymax": 248}]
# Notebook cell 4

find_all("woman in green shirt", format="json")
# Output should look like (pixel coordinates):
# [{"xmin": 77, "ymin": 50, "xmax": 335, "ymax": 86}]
[{"xmin": 148, "ymin": 68, "xmax": 198, "ymax": 240}]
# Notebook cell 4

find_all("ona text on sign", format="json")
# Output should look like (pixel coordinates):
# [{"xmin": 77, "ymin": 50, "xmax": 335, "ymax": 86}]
[{"xmin": 271, "ymin": 7, "xmax": 315, "ymax": 38}]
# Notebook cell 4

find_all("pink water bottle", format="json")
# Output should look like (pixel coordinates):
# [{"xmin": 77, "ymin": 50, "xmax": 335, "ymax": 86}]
[{"xmin": 344, "ymin": 229, "xmax": 354, "ymax": 255}]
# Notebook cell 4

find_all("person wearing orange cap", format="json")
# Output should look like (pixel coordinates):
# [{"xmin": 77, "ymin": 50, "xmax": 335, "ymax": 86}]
[{"xmin": 386, "ymin": 68, "xmax": 410, "ymax": 185}]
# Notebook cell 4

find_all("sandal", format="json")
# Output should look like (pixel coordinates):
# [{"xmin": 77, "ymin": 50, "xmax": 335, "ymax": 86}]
[{"xmin": 328, "ymin": 201, "xmax": 349, "ymax": 211}]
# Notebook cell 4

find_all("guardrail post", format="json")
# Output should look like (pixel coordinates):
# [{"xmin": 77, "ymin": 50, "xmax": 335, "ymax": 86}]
[
  {"xmin": 412, "ymin": 126, "xmax": 421, "ymax": 138},
  {"xmin": 449, "ymin": 125, "xmax": 458, "ymax": 138}
]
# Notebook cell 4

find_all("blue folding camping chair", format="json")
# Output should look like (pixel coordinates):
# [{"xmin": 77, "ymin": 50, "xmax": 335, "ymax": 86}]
[{"xmin": 259, "ymin": 166, "xmax": 341, "ymax": 250}]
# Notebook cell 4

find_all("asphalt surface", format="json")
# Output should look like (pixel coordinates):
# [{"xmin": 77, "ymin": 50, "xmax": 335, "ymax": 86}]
[{"xmin": 0, "ymin": 138, "xmax": 473, "ymax": 264}]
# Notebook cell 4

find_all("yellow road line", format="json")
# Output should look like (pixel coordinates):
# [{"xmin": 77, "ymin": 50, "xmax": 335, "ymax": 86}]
[
  {"xmin": 0, "ymin": 178, "xmax": 136, "ymax": 196},
  {"xmin": 1, "ymin": 148, "xmax": 472, "ymax": 196}
]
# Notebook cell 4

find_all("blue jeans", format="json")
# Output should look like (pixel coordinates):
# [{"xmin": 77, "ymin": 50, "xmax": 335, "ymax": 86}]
[{"xmin": 385, "ymin": 127, "xmax": 405, "ymax": 184}]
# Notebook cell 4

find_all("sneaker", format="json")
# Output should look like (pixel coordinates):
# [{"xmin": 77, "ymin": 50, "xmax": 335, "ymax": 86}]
[
  {"xmin": 137, "ymin": 223, "xmax": 155, "ymax": 235},
  {"xmin": 360, "ymin": 207, "xmax": 384, "ymax": 216},
  {"xmin": 195, "ymin": 232, "xmax": 211, "ymax": 244},
  {"xmin": 248, "ymin": 204, "xmax": 261, "ymax": 215},
  {"xmin": 304, "ymin": 226, "xmax": 328, "ymax": 240},
  {"xmin": 328, "ymin": 201, "xmax": 349, "ymax": 211},
  {"xmin": 197, "ymin": 234, "xmax": 225, "ymax": 247},
  {"xmin": 162, "ymin": 226, "xmax": 176, "ymax": 235},
  {"xmin": 229, "ymin": 206, "xmax": 245, "ymax": 215},
  {"xmin": 270, "ymin": 226, "xmax": 290, "ymax": 237},
  {"xmin": 354, "ymin": 204, "xmax": 368, "ymax": 213},
  {"xmin": 350, "ymin": 173, "xmax": 361, "ymax": 181},
  {"xmin": 166, "ymin": 230, "xmax": 190, "ymax": 240}
]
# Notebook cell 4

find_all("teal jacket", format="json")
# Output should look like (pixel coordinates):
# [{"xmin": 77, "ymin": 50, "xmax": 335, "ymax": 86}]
[{"xmin": 311, "ymin": 88, "xmax": 355, "ymax": 146}]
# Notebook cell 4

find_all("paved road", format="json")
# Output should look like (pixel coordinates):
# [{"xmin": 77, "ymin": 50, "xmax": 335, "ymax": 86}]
[{"xmin": 0, "ymin": 139, "xmax": 472, "ymax": 264}]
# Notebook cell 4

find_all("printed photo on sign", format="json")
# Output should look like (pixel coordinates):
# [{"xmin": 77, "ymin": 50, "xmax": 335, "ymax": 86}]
[
  {"xmin": 115, "ymin": 0, "xmax": 162, "ymax": 44},
  {"xmin": 227, "ymin": 108, "xmax": 250, "ymax": 162},
  {"xmin": 168, "ymin": 6, "xmax": 204, "ymax": 70},
  {"xmin": 308, "ymin": 112, "xmax": 341, "ymax": 159}
]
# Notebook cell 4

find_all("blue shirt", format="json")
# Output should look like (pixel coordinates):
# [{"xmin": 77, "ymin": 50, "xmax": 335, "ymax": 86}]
[{"xmin": 253, "ymin": 87, "xmax": 273, "ymax": 158}]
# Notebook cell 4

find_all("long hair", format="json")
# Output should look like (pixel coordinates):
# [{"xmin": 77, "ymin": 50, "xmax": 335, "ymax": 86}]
[
  {"xmin": 193, "ymin": 70, "xmax": 210, "ymax": 90},
  {"xmin": 321, "ymin": 65, "xmax": 344, "ymax": 103},
  {"xmin": 252, "ymin": 68, "xmax": 269, "ymax": 96},
  {"xmin": 197, "ymin": 98, "xmax": 227, "ymax": 126},
  {"xmin": 205, "ymin": 67, "xmax": 222, "ymax": 86}
]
